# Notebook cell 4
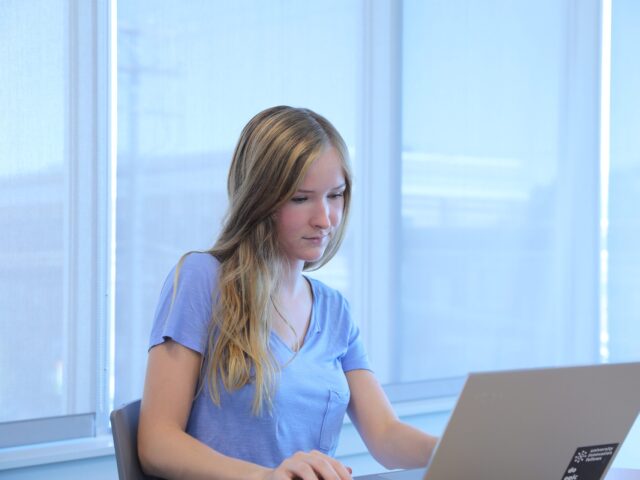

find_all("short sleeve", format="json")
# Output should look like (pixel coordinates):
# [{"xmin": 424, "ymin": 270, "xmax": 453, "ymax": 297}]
[
  {"xmin": 148, "ymin": 252, "xmax": 219, "ymax": 354},
  {"xmin": 340, "ymin": 298, "xmax": 372, "ymax": 373}
]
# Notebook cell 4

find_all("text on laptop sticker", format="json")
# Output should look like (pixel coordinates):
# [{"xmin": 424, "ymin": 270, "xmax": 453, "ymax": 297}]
[{"xmin": 562, "ymin": 443, "xmax": 619, "ymax": 480}]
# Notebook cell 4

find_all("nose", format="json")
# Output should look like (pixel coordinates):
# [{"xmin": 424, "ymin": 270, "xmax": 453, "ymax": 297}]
[{"xmin": 312, "ymin": 199, "xmax": 331, "ymax": 230}]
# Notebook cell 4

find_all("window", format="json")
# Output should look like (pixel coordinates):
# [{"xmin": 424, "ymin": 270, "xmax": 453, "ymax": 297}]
[
  {"xmin": 1, "ymin": 0, "xmax": 638, "ymax": 457},
  {"xmin": 115, "ymin": 0, "xmax": 363, "ymax": 407},
  {"xmin": 609, "ymin": 0, "xmax": 640, "ymax": 362},
  {"xmin": 0, "ymin": 0, "xmax": 74, "ymax": 426},
  {"xmin": 396, "ymin": 0, "xmax": 603, "ymax": 383},
  {"xmin": 0, "ymin": 0, "xmax": 111, "ymax": 447}
]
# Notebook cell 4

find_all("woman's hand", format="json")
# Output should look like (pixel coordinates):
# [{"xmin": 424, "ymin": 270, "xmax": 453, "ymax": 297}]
[{"xmin": 263, "ymin": 450, "xmax": 352, "ymax": 480}]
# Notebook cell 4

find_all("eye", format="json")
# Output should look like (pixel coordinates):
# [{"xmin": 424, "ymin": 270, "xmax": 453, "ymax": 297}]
[
  {"xmin": 328, "ymin": 191, "xmax": 345, "ymax": 200},
  {"xmin": 291, "ymin": 196, "xmax": 307, "ymax": 204}
]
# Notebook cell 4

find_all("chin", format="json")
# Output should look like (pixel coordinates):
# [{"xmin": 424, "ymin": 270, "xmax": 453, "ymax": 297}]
[{"xmin": 301, "ymin": 249, "xmax": 327, "ymax": 263}]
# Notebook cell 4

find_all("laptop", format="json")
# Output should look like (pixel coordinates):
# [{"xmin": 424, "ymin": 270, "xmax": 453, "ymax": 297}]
[{"xmin": 356, "ymin": 362, "xmax": 640, "ymax": 480}]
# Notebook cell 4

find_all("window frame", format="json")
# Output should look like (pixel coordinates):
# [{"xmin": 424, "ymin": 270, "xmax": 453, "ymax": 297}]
[
  {"xmin": 0, "ymin": 0, "xmax": 115, "ymax": 454},
  {"xmin": 0, "ymin": 0, "xmax": 623, "ymax": 470},
  {"xmin": 364, "ymin": 0, "xmax": 604, "ymax": 387}
]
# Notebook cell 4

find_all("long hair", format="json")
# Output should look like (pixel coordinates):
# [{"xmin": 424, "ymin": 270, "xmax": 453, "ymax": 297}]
[{"xmin": 188, "ymin": 106, "xmax": 351, "ymax": 414}]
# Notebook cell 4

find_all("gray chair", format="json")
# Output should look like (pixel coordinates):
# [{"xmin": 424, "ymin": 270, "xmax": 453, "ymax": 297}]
[{"xmin": 110, "ymin": 399, "xmax": 159, "ymax": 480}]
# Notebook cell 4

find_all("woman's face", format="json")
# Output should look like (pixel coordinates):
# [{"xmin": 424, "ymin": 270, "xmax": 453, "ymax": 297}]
[{"xmin": 275, "ymin": 146, "xmax": 346, "ymax": 268}]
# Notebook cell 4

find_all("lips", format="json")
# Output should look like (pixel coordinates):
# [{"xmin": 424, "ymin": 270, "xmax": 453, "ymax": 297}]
[{"xmin": 303, "ymin": 235, "xmax": 329, "ymax": 244}]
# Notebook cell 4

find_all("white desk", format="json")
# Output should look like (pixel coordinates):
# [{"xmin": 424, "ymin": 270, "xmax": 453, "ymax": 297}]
[
  {"xmin": 607, "ymin": 469, "xmax": 640, "ymax": 480},
  {"xmin": 354, "ymin": 467, "xmax": 640, "ymax": 479}
]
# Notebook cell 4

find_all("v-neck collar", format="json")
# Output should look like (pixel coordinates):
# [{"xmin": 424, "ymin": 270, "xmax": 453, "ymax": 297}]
[{"xmin": 271, "ymin": 276, "xmax": 320, "ymax": 354}]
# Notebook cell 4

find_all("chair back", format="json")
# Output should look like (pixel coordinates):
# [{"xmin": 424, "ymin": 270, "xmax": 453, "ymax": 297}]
[{"xmin": 110, "ymin": 399, "xmax": 157, "ymax": 480}]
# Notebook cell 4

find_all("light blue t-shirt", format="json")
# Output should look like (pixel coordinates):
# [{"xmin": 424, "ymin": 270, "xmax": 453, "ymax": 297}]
[{"xmin": 149, "ymin": 252, "xmax": 371, "ymax": 467}]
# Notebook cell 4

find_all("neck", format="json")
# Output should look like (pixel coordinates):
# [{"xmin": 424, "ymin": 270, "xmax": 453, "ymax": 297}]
[{"xmin": 278, "ymin": 258, "xmax": 306, "ymax": 298}]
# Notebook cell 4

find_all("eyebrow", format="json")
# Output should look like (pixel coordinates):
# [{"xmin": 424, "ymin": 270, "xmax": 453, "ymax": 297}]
[{"xmin": 297, "ymin": 183, "xmax": 346, "ymax": 194}]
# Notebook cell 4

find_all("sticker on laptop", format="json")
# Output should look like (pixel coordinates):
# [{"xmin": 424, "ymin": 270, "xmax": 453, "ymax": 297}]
[{"xmin": 562, "ymin": 443, "xmax": 619, "ymax": 480}]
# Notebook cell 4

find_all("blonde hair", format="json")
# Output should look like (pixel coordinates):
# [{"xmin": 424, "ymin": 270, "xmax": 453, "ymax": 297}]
[{"xmin": 190, "ymin": 106, "xmax": 351, "ymax": 414}]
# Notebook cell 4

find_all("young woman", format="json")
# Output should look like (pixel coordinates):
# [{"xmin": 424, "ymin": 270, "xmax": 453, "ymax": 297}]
[{"xmin": 138, "ymin": 106, "xmax": 437, "ymax": 480}]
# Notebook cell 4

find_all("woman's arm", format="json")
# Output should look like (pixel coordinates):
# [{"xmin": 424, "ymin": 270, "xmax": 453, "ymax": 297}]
[
  {"xmin": 345, "ymin": 370, "xmax": 438, "ymax": 470},
  {"xmin": 139, "ymin": 340, "xmax": 352, "ymax": 480},
  {"xmin": 138, "ymin": 339, "xmax": 268, "ymax": 479}
]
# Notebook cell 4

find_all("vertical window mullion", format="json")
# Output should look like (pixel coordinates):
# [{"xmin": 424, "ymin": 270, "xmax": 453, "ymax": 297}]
[
  {"xmin": 357, "ymin": 0, "xmax": 403, "ymax": 384},
  {"xmin": 94, "ymin": 0, "xmax": 116, "ymax": 435},
  {"xmin": 598, "ymin": 0, "xmax": 612, "ymax": 363},
  {"xmin": 561, "ymin": 0, "xmax": 602, "ymax": 363},
  {"xmin": 69, "ymin": 0, "xmax": 97, "ymax": 421}
]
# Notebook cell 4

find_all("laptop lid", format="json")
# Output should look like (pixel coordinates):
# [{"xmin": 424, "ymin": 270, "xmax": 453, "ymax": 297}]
[{"xmin": 357, "ymin": 362, "xmax": 640, "ymax": 480}]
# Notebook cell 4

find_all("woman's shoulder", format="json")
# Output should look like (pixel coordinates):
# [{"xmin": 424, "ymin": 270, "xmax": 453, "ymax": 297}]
[
  {"xmin": 173, "ymin": 251, "xmax": 220, "ymax": 288},
  {"xmin": 179, "ymin": 250, "xmax": 220, "ymax": 271},
  {"xmin": 150, "ymin": 252, "xmax": 219, "ymax": 353},
  {"xmin": 306, "ymin": 277, "xmax": 358, "ymax": 344},
  {"xmin": 306, "ymin": 276, "xmax": 349, "ymax": 309}
]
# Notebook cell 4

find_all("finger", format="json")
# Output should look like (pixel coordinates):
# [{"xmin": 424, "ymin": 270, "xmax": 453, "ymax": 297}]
[
  {"xmin": 325, "ymin": 459, "xmax": 351, "ymax": 480},
  {"xmin": 284, "ymin": 453, "xmax": 331, "ymax": 480},
  {"xmin": 307, "ymin": 454, "xmax": 352, "ymax": 480},
  {"xmin": 309, "ymin": 451, "xmax": 352, "ymax": 480},
  {"xmin": 292, "ymin": 462, "xmax": 320, "ymax": 480},
  {"xmin": 306, "ymin": 458, "xmax": 339, "ymax": 480},
  {"xmin": 280, "ymin": 460, "xmax": 320, "ymax": 480}
]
